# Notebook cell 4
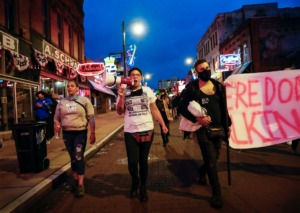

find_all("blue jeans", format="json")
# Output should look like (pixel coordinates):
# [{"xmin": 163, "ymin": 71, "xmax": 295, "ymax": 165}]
[
  {"xmin": 124, "ymin": 131, "xmax": 154, "ymax": 186},
  {"xmin": 195, "ymin": 127, "xmax": 222, "ymax": 195},
  {"xmin": 63, "ymin": 130, "xmax": 87, "ymax": 175}
]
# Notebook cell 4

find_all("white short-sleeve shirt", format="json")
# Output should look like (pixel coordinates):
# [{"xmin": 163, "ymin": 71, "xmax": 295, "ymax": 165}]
[{"xmin": 117, "ymin": 86, "xmax": 156, "ymax": 133}]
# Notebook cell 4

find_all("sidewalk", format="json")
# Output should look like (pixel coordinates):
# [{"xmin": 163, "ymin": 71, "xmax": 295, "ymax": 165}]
[{"xmin": 0, "ymin": 111, "xmax": 124, "ymax": 213}]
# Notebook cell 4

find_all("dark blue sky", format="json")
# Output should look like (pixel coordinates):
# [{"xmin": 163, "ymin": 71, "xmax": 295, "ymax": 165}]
[{"xmin": 83, "ymin": 0, "xmax": 299, "ymax": 89}]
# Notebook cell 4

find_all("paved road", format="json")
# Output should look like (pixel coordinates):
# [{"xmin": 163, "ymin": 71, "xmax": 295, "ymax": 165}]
[{"xmin": 28, "ymin": 118, "xmax": 300, "ymax": 213}]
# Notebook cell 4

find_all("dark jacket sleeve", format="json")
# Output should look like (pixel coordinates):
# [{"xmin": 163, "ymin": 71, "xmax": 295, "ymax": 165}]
[{"xmin": 211, "ymin": 79, "xmax": 232, "ymax": 129}]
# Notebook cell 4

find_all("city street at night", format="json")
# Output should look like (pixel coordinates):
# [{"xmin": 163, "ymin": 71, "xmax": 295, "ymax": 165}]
[
  {"xmin": 28, "ymin": 116, "xmax": 300, "ymax": 213},
  {"xmin": 1, "ymin": 1, "xmax": 300, "ymax": 213}
]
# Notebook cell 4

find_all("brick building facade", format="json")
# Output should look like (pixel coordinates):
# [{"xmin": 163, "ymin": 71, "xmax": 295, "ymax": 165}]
[
  {"xmin": 0, "ymin": 0, "xmax": 91, "ymax": 132},
  {"xmin": 196, "ymin": 3, "xmax": 300, "ymax": 81}
]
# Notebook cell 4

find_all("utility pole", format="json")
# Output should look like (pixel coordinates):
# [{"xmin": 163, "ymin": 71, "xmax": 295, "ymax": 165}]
[{"xmin": 122, "ymin": 21, "xmax": 127, "ymax": 77}]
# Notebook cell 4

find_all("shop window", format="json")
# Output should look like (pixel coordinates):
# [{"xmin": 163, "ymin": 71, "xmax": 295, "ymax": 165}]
[
  {"xmin": 54, "ymin": 81, "xmax": 65, "ymax": 97},
  {"xmin": 0, "ymin": 81, "xmax": 36, "ymax": 131},
  {"xmin": 16, "ymin": 83, "xmax": 35, "ymax": 122},
  {"xmin": 0, "ymin": 80, "xmax": 14, "ymax": 130}
]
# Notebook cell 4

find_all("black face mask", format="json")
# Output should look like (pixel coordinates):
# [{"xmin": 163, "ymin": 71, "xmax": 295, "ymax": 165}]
[{"xmin": 198, "ymin": 69, "xmax": 211, "ymax": 82}]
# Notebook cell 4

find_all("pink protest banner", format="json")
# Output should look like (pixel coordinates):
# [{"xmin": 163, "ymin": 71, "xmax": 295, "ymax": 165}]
[{"xmin": 225, "ymin": 70, "xmax": 300, "ymax": 149}]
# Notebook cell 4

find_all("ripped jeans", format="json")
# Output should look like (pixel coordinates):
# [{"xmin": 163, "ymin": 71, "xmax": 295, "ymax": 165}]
[{"xmin": 63, "ymin": 130, "xmax": 87, "ymax": 175}]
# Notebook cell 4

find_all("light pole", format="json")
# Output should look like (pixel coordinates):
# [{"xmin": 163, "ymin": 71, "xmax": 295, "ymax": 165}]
[
  {"xmin": 122, "ymin": 20, "xmax": 147, "ymax": 77},
  {"xmin": 122, "ymin": 21, "xmax": 127, "ymax": 77}
]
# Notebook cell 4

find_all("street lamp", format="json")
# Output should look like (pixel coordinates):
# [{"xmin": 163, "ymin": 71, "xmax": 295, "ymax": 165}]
[
  {"xmin": 131, "ymin": 21, "xmax": 146, "ymax": 37},
  {"xmin": 122, "ymin": 20, "xmax": 146, "ymax": 77},
  {"xmin": 122, "ymin": 21, "xmax": 127, "ymax": 77},
  {"xmin": 185, "ymin": 57, "xmax": 193, "ymax": 66},
  {"xmin": 142, "ymin": 73, "xmax": 151, "ymax": 86},
  {"xmin": 185, "ymin": 56, "xmax": 197, "ymax": 79}
]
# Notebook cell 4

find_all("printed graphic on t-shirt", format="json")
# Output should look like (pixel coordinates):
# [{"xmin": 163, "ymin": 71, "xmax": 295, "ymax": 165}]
[
  {"xmin": 66, "ymin": 102, "xmax": 77, "ymax": 113},
  {"xmin": 201, "ymin": 98, "xmax": 209, "ymax": 105},
  {"xmin": 125, "ymin": 92, "xmax": 149, "ymax": 117}
]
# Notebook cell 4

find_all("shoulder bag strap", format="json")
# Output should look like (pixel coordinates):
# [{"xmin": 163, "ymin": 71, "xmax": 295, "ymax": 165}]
[{"xmin": 74, "ymin": 100, "xmax": 88, "ymax": 127}]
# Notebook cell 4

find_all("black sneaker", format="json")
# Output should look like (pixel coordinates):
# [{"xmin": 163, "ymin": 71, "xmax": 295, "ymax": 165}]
[
  {"xmin": 71, "ymin": 180, "xmax": 79, "ymax": 193},
  {"xmin": 139, "ymin": 186, "xmax": 148, "ymax": 202},
  {"xmin": 166, "ymin": 137, "xmax": 169, "ymax": 144},
  {"xmin": 198, "ymin": 167, "xmax": 207, "ymax": 185},
  {"xmin": 198, "ymin": 175, "xmax": 207, "ymax": 185},
  {"xmin": 210, "ymin": 194, "xmax": 223, "ymax": 209},
  {"xmin": 130, "ymin": 179, "xmax": 139, "ymax": 198},
  {"xmin": 75, "ymin": 185, "xmax": 85, "ymax": 198}
]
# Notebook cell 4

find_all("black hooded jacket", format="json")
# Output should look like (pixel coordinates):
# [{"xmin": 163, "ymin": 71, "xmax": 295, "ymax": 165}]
[{"xmin": 178, "ymin": 78, "xmax": 231, "ymax": 136}]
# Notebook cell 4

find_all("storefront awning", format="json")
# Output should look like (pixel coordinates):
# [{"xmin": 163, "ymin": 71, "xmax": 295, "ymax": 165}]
[
  {"xmin": 232, "ymin": 61, "xmax": 251, "ymax": 75},
  {"xmin": 89, "ymin": 80, "xmax": 116, "ymax": 97}
]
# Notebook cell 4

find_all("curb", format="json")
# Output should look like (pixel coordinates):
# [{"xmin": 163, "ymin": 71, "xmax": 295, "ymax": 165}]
[{"xmin": 1, "ymin": 124, "xmax": 124, "ymax": 213}]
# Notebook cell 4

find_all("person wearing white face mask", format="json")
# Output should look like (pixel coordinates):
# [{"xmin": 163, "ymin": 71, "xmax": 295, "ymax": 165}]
[{"xmin": 178, "ymin": 59, "xmax": 232, "ymax": 209}]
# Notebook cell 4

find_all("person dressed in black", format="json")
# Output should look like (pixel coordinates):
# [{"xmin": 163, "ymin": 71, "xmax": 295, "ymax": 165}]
[
  {"xmin": 179, "ymin": 59, "xmax": 231, "ymax": 209},
  {"xmin": 171, "ymin": 92, "xmax": 182, "ymax": 120},
  {"xmin": 156, "ymin": 93, "xmax": 172, "ymax": 147},
  {"xmin": 48, "ymin": 91, "xmax": 58, "ymax": 113},
  {"xmin": 47, "ymin": 91, "xmax": 58, "ymax": 140}
]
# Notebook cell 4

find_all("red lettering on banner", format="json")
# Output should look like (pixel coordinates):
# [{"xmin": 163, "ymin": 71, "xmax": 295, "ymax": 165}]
[
  {"xmin": 263, "ymin": 110, "xmax": 281, "ymax": 141},
  {"xmin": 243, "ymin": 112, "xmax": 270, "ymax": 143},
  {"xmin": 229, "ymin": 80, "xmax": 261, "ymax": 110},
  {"xmin": 278, "ymin": 79, "xmax": 293, "ymax": 103},
  {"xmin": 230, "ymin": 109, "xmax": 300, "ymax": 145},
  {"xmin": 273, "ymin": 109, "xmax": 300, "ymax": 138},
  {"xmin": 265, "ymin": 76, "xmax": 300, "ymax": 105},
  {"xmin": 265, "ymin": 77, "xmax": 275, "ymax": 106},
  {"xmin": 236, "ymin": 82, "xmax": 248, "ymax": 109},
  {"xmin": 226, "ymin": 71, "xmax": 300, "ymax": 149},
  {"xmin": 296, "ymin": 76, "xmax": 300, "ymax": 101},
  {"xmin": 248, "ymin": 79, "xmax": 261, "ymax": 107}
]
